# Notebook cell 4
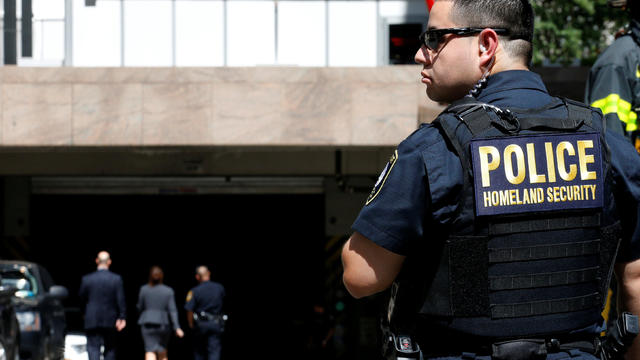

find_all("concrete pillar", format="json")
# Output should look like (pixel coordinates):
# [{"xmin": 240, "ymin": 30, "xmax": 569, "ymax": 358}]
[
  {"xmin": 2, "ymin": 177, "xmax": 31, "ymax": 260},
  {"xmin": 4, "ymin": 176, "xmax": 30, "ymax": 238}
]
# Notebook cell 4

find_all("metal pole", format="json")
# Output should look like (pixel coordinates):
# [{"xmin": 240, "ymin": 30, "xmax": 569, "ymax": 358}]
[
  {"xmin": 64, "ymin": 0, "xmax": 73, "ymax": 66},
  {"xmin": 120, "ymin": 0, "xmax": 124, "ymax": 66},
  {"xmin": 172, "ymin": 0, "xmax": 176, "ymax": 66},
  {"xmin": 4, "ymin": 0, "xmax": 17, "ymax": 64},
  {"xmin": 325, "ymin": 0, "xmax": 329, "ymax": 66},
  {"xmin": 21, "ymin": 0, "xmax": 32, "ymax": 57},
  {"xmin": 223, "ymin": 0, "xmax": 227, "ymax": 66},
  {"xmin": 274, "ymin": 0, "xmax": 278, "ymax": 64}
]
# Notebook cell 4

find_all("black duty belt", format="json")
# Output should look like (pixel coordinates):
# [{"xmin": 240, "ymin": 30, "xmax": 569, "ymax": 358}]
[
  {"xmin": 194, "ymin": 311, "xmax": 223, "ymax": 322},
  {"xmin": 423, "ymin": 336, "xmax": 598, "ymax": 359}
]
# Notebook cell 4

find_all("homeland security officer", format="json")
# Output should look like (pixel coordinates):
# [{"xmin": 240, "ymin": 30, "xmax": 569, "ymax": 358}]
[
  {"xmin": 342, "ymin": 1, "xmax": 640, "ymax": 359},
  {"xmin": 585, "ymin": 0, "xmax": 640, "ymax": 153},
  {"xmin": 185, "ymin": 266, "xmax": 226, "ymax": 360}
]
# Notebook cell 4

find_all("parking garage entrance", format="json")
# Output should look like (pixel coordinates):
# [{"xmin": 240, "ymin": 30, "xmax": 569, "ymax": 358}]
[{"xmin": 24, "ymin": 189, "xmax": 329, "ymax": 359}]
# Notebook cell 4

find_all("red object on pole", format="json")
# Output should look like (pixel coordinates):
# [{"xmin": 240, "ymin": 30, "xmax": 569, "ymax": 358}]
[{"xmin": 426, "ymin": 0, "xmax": 434, "ymax": 11}]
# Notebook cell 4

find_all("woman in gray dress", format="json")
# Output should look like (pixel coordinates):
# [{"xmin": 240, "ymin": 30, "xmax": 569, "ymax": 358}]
[{"xmin": 137, "ymin": 266, "xmax": 184, "ymax": 360}]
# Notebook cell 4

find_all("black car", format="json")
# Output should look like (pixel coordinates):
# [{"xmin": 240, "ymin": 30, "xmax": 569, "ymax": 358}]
[
  {"xmin": 0, "ymin": 286, "xmax": 20, "ymax": 360},
  {"xmin": 0, "ymin": 262, "xmax": 67, "ymax": 360}
]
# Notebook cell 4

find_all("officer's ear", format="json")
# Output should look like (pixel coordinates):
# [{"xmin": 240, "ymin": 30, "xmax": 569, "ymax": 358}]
[{"xmin": 477, "ymin": 29, "xmax": 499, "ymax": 68}]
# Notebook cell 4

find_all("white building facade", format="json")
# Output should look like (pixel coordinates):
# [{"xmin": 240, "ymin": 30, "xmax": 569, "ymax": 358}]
[{"xmin": 7, "ymin": 0, "xmax": 428, "ymax": 67}]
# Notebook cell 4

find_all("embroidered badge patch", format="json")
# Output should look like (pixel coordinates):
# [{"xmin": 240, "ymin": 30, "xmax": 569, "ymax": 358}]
[
  {"xmin": 366, "ymin": 150, "xmax": 398, "ymax": 205},
  {"xmin": 470, "ymin": 132, "xmax": 604, "ymax": 216}
]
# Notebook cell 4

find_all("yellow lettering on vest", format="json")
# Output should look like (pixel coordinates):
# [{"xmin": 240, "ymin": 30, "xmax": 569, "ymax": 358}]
[
  {"xmin": 567, "ymin": 185, "xmax": 574, "ymax": 201},
  {"xmin": 504, "ymin": 145, "xmax": 526, "ymax": 185},
  {"xmin": 483, "ymin": 191, "xmax": 492, "ymax": 207},
  {"xmin": 526, "ymin": 143, "xmax": 546, "ymax": 184},
  {"xmin": 522, "ymin": 188, "xmax": 531, "ymax": 204},
  {"xmin": 573, "ymin": 185, "xmax": 581, "ymax": 201},
  {"xmin": 556, "ymin": 141, "xmax": 577, "ymax": 181},
  {"xmin": 545, "ymin": 142, "xmax": 557, "ymax": 183},
  {"xmin": 478, "ymin": 146, "xmax": 500, "ymax": 187},
  {"xmin": 547, "ymin": 187, "xmax": 553, "ymax": 202},
  {"xmin": 559, "ymin": 186, "xmax": 567, "ymax": 201},
  {"xmin": 491, "ymin": 191, "xmax": 499, "ymax": 206},
  {"xmin": 499, "ymin": 190, "xmax": 509, "ymax": 206},
  {"xmin": 577, "ymin": 140, "xmax": 597, "ymax": 180}
]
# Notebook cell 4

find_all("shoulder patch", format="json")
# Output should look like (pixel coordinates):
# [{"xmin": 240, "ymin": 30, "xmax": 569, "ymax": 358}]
[
  {"xmin": 186, "ymin": 290, "xmax": 193, "ymax": 302},
  {"xmin": 366, "ymin": 150, "xmax": 398, "ymax": 205}
]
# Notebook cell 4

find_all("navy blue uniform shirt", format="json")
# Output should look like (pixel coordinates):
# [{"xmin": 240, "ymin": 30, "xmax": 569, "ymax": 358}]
[
  {"xmin": 352, "ymin": 70, "xmax": 640, "ymax": 262},
  {"xmin": 185, "ymin": 281, "xmax": 225, "ymax": 315}
]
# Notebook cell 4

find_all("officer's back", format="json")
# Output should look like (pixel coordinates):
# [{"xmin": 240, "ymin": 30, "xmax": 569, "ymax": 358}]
[
  {"xmin": 185, "ymin": 266, "xmax": 225, "ymax": 360},
  {"xmin": 341, "ymin": 1, "xmax": 640, "ymax": 359},
  {"xmin": 188, "ymin": 280, "xmax": 224, "ymax": 315}
]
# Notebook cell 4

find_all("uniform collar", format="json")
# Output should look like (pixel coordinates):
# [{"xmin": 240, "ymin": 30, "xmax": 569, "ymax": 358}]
[{"xmin": 475, "ymin": 70, "xmax": 548, "ymax": 103}]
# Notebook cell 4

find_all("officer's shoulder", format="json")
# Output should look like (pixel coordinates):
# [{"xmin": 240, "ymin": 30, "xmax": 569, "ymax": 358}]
[
  {"xmin": 194, "ymin": 282, "xmax": 205, "ymax": 290},
  {"xmin": 207, "ymin": 281, "xmax": 225, "ymax": 292},
  {"xmin": 593, "ymin": 35, "xmax": 638, "ymax": 69},
  {"xmin": 401, "ymin": 118, "xmax": 449, "ymax": 151},
  {"xmin": 580, "ymin": 102, "xmax": 606, "ymax": 130},
  {"xmin": 188, "ymin": 285, "xmax": 200, "ymax": 296},
  {"xmin": 209, "ymin": 281, "xmax": 224, "ymax": 289}
]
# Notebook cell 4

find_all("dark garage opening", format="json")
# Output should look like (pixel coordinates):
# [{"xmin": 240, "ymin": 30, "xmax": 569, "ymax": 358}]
[{"xmin": 27, "ymin": 193, "xmax": 327, "ymax": 359}]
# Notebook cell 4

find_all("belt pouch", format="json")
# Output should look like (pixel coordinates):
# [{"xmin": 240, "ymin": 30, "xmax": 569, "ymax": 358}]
[{"xmin": 491, "ymin": 339, "xmax": 547, "ymax": 360}]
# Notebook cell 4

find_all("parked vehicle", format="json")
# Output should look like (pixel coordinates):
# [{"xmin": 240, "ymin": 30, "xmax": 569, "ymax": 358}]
[
  {"xmin": 0, "ymin": 261, "xmax": 67, "ymax": 360},
  {"xmin": 63, "ymin": 332, "xmax": 88, "ymax": 360},
  {"xmin": 0, "ymin": 285, "xmax": 19, "ymax": 360},
  {"xmin": 62, "ymin": 308, "xmax": 87, "ymax": 360}
]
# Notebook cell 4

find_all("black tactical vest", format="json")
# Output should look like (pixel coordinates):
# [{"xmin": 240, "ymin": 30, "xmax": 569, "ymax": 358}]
[{"xmin": 389, "ymin": 96, "xmax": 622, "ymax": 342}]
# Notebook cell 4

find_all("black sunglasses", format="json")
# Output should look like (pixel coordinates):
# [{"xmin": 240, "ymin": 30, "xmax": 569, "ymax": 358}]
[{"xmin": 418, "ymin": 27, "xmax": 510, "ymax": 51}]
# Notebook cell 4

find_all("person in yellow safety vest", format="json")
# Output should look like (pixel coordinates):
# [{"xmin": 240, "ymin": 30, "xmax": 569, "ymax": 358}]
[{"xmin": 585, "ymin": 0, "xmax": 640, "ymax": 153}]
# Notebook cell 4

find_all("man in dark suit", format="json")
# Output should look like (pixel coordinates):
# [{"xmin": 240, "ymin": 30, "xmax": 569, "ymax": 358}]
[{"xmin": 79, "ymin": 251, "xmax": 127, "ymax": 360}]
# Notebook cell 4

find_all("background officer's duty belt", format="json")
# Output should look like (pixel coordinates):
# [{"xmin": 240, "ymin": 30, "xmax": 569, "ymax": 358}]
[{"xmin": 194, "ymin": 311, "xmax": 223, "ymax": 322}]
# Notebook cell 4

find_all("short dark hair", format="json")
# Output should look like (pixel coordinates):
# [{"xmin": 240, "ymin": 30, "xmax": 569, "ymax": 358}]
[{"xmin": 448, "ymin": 0, "xmax": 535, "ymax": 64}]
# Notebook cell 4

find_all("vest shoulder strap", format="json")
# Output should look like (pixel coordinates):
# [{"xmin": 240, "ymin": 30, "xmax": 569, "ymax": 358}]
[{"xmin": 439, "ymin": 96, "xmax": 596, "ymax": 135}]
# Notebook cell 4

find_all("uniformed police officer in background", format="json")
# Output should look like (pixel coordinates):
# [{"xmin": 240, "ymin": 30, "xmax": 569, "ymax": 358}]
[
  {"xmin": 585, "ymin": 0, "xmax": 640, "ymax": 153},
  {"xmin": 342, "ymin": 1, "xmax": 640, "ymax": 359},
  {"xmin": 185, "ymin": 266, "xmax": 225, "ymax": 360}
]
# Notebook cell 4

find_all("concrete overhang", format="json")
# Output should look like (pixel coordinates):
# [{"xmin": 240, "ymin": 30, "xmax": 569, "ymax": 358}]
[{"xmin": 0, "ymin": 66, "xmax": 444, "ymax": 175}]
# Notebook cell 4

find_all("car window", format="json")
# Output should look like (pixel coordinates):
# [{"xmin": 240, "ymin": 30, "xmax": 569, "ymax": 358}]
[
  {"xmin": 38, "ymin": 266, "xmax": 54, "ymax": 292},
  {"xmin": 0, "ymin": 268, "xmax": 38, "ymax": 297}
]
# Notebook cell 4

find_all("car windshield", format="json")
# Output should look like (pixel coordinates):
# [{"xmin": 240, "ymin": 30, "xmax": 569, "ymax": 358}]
[{"xmin": 0, "ymin": 267, "xmax": 39, "ymax": 298}]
